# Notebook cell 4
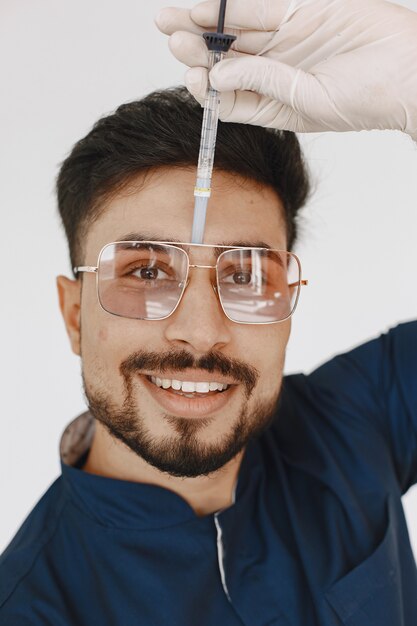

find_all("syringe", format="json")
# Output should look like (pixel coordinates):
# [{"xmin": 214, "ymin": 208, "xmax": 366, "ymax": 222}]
[{"xmin": 190, "ymin": 0, "xmax": 236, "ymax": 243}]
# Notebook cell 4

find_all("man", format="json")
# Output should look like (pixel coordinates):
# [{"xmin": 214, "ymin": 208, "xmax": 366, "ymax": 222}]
[{"xmin": 1, "ymin": 1, "xmax": 416, "ymax": 625}]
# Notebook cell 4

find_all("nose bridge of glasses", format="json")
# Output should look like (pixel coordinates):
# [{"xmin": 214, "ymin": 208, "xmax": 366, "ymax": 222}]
[
  {"xmin": 185, "ymin": 263, "xmax": 218, "ymax": 295},
  {"xmin": 185, "ymin": 243, "xmax": 218, "ymax": 277},
  {"xmin": 189, "ymin": 263, "xmax": 217, "ymax": 270}
]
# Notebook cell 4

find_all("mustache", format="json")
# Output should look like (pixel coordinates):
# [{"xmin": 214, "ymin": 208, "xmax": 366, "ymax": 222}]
[{"xmin": 120, "ymin": 349, "xmax": 259, "ymax": 397}]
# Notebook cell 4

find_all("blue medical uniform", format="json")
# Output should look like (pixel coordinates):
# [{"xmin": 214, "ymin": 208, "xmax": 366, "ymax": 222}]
[{"xmin": 1, "ymin": 321, "xmax": 416, "ymax": 625}]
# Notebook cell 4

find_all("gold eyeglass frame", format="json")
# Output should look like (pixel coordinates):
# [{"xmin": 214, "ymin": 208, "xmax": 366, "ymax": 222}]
[{"xmin": 74, "ymin": 240, "xmax": 308, "ymax": 325}]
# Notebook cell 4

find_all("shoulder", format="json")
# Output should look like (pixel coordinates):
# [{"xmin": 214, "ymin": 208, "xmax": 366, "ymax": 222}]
[
  {"xmin": 280, "ymin": 319, "xmax": 417, "ymax": 421},
  {"xmin": 307, "ymin": 319, "xmax": 417, "ymax": 395},
  {"xmin": 268, "ymin": 320, "xmax": 417, "ymax": 487},
  {"xmin": 0, "ymin": 477, "xmax": 68, "ymax": 613}
]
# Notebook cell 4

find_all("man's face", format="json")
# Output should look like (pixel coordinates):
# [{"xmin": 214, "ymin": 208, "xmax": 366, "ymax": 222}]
[{"xmin": 63, "ymin": 168, "xmax": 291, "ymax": 478}]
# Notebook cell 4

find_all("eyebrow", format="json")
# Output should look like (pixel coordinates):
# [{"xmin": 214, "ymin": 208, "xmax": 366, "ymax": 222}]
[{"xmin": 115, "ymin": 232, "xmax": 275, "ymax": 257}]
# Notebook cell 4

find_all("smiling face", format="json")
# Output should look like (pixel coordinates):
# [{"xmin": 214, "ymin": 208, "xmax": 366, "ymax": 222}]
[{"xmin": 59, "ymin": 167, "xmax": 292, "ymax": 478}]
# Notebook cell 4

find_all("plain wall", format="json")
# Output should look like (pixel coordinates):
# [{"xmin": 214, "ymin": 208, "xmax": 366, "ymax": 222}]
[{"xmin": 1, "ymin": 0, "xmax": 416, "ymax": 557}]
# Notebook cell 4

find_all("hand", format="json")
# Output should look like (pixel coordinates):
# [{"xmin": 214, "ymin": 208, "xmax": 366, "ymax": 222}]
[{"xmin": 156, "ymin": 0, "xmax": 417, "ymax": 140}]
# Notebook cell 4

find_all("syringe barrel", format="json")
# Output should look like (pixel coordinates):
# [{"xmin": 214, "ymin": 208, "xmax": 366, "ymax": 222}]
[{"xmin": 195, "ymin": 50, "xmax": 224, "ymax": 188}]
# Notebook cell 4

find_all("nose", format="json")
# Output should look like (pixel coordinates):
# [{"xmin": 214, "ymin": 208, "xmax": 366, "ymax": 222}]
[{"xmin": 163, "ymin": 269, "xmax": 232, "ymax": 352}]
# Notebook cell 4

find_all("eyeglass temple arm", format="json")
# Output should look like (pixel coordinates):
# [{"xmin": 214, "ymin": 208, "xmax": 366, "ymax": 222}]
[
  {"xmin": 73, "ymin": 266, "xmax": 98, "ymax": 275},
  {"xmin": 289, "ymin": 279, "xmax": 308, "ymax": 288}
]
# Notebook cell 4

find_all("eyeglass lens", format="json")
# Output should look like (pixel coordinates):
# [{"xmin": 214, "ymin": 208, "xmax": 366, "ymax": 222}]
[
  {"xmin": 97, "ymin": 242, "xmax": 301, "ymax": 323},
  {"xmin": 98, "ymin": 242, "xmax": 188, "ymax": 320},
  {"xmin": 217, "ymin": 248, "xmax": 300, "ymax": 323}
]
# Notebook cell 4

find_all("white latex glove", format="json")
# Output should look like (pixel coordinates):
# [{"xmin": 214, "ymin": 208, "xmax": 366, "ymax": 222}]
[{"xmin": 155, "ymin": 0, "xmax": 417, "ymax": 140}]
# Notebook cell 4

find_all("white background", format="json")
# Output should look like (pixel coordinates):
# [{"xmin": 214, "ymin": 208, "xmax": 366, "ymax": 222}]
[{"xmin": 0, "ymin": 0, "xmax": 416, "ymax": 558}]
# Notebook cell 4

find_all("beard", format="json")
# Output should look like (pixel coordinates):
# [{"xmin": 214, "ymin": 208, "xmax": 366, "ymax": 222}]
[{"xmin": 83, "ymin": 348, "xmax": 280, "ymax": 478}]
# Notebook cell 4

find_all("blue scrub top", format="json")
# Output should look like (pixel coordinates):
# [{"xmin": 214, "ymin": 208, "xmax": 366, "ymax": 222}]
[{"xmin": 1, "ymin": 321, "xmax": 416, "ymax": 626}]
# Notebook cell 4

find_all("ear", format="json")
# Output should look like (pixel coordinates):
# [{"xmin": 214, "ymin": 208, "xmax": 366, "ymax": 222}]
[{"xmin": 56, "ymin": 275, "xmax": 82, "ymax": 356}]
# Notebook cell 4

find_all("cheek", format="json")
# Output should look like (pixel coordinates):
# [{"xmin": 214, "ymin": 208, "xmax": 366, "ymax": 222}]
[
  {"xmin": 239, "ymin": 321, "xmax": 290, "ymax": 395},
  {"xmin": 82, "ymin": 322, "xmax": 117, "ymax": 385},
  {"xmin": 82, "ymin": 282, "xmax": 123, "ymax": 352},
  {"xmin": 238, "ymin": 320, "xmax": 291, "ymax": 367},
  {"xmin": 86, "ymin": 318, "xmax": 127, "ymax": 357},
  {"xmin": 98, "ymin": 326, "xmax": 109, "ymax": 342},
  {"xmin": 80, "ymin": 300, "xmax": 127, "ymax": 384},
  {"xmin": 81, "ymin": 305, "xmax": 156, "ymax": 378}
]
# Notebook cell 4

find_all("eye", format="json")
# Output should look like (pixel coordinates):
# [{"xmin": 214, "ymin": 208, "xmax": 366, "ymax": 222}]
[
  {"xmin": 221, "ymin": 268, "xmax": 253, "ymax": 285},
  {"xmin": 130, "ymin": 265, "xmax": 171, "ymax": 281},
  {"xmin": 233, "ymin": 270, "xmax": 252, "ymax": 285}
]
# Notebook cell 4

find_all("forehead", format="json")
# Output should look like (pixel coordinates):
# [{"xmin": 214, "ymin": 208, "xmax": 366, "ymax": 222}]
[{"xmin": 85, "ymin": 168, "xmax": 287, "ymax": 259}]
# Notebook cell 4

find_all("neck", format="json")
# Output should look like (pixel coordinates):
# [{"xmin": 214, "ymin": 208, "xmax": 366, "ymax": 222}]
[{"xmin": 82, "ymin": 421, "xmax": 244, "ymax": 516}]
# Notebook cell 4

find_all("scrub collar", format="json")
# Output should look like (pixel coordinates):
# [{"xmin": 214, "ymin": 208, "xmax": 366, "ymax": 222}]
[{"xmin": 59, "ymin": 412, "xmax": 263, "ymax": 530}]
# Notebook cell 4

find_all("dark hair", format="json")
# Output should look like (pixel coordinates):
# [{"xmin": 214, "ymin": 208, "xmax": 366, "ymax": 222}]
[{"xmin": 57, "ymin": 87, "xmax": 310, "ymax": 273}]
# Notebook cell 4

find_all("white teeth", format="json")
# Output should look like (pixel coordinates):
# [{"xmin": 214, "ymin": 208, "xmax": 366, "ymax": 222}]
[
  {"xmin": 181, "ymin": 381, "xmax": 196, "ymax": 393},
  {"xmin": 150, "ymin": 376, "xmax": 229, "ymax": 393},
  {"xmin": 195, "ymin": 382, "xmax": 210, "ymax": 393}
]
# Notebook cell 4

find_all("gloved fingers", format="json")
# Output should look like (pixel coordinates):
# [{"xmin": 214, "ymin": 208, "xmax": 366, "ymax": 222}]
[
  {"xmin": 185, "ymin": 65, "xmax": 311, "ymax": 132},
  {"xmin": 155, "ymin": 7, "xmax": 206, "ymax": 36},
  {"xmin": 185, "ymin": 66, "xmax": 245, "ymax": 122},
  {"xmin": 185, "ymin": 67, "xmax": 209, "ymax": 102},
  {"xmin": 169, "ymin": 32, "xmax": 210, "ymax": 67},
  {"xmin": 190, "ymin": 0, "xmax": 291, "ymax": 31},
  {"xmin": 185, "ymin": 67, "xmax": 237, "ymax": 119},
  {"xmin": 209, "ymin": 55, "xmax": 329, "ymax": 119},
  {"xmin": 185, "ymin": 61, "xmax": 253, "ymax": 103},
  {"xmin": 209, "ymin": 56, "xmax": 300, "ymax": 106},
  {"xmin": 217, "ymin": 90, "xmax": 306, "ymax": 131},
  {"xmin": 232, "ymin": 30, "xmax": 275, "ymax": 55},
  {"xmin": 169, "ymin": 31, "xmax": 244, "ymax": 68}
]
